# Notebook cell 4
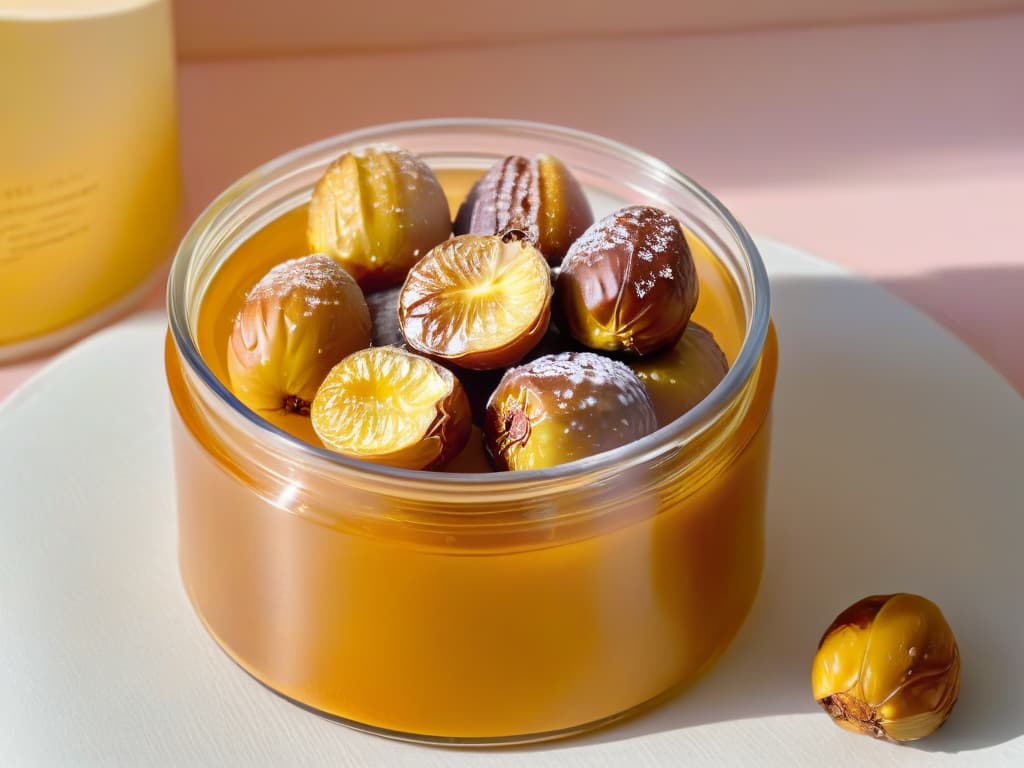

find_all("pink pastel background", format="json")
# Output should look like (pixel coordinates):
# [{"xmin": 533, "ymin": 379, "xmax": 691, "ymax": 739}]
[{"xmin": 2, "ymin": 6, "xmax": 1022, "ymax": 399}]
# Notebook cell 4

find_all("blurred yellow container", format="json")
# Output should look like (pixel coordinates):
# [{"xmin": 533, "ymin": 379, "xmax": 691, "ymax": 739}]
[{"xmin": 0, "ymin": 0, "xmax": 180, "ymax": 360}]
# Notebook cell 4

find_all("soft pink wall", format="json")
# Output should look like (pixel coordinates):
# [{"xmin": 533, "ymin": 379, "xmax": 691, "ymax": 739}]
[{"xmin": 173, "ymin": 0, "xmax": 1024, "ymax": 58}]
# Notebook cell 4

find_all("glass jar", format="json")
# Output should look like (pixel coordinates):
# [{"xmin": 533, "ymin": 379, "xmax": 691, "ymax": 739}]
[
  {"xmin": 0, "ymin": 0, "xmax": 180, "ymax": 360},
  {"xmin": 165, "ymin": 119, "xmax": 777, "ymax": 745}
]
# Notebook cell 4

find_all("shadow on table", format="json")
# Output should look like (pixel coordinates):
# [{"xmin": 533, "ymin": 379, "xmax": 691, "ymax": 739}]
[
  {"xmin": 506, "ymin": 264, "xmax": 1024, "ymax": 756},
  {"xmin": 884, "ymin": 268, "xmax": 1023, "ymax": 399}
]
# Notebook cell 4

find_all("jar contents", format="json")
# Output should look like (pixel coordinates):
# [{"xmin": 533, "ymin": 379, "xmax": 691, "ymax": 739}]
[
  {"xmin": 629, "ymin": 322, "xmax": 729, "ymax": 426},
  {"xmin": 557, "ymin": 205, "xmax": 698, "ymax": 356},
  {"xmin": 484, "ymin": 351, "xmax": 658, "ymax": 471},
  {"xmin": 307, "ymin": 145, "xmax": 452, "ymax": 291},
  {"xmin": 397, "ymin": 232, "xmax": 553, "ymax": 370},
  {"xmin": 310, "ymin": 346, "xmax": 471, "ymax": 470},
  {"xmin": 200, "ymin": 145, "xmax": 743, "ymax": 471},
  {"xmin": 452, "ymin": 153, "xmax": 594, "ymax": 266},
  {"xmin": 226, "ymin": 254, "xmax": 371, "ymax": 415}
]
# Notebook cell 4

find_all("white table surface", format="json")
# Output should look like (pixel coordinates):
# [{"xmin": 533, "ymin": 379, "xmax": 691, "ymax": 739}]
[{"xmin": 2, "ymin": 240, "xmax": 1022, "ymax": 766}]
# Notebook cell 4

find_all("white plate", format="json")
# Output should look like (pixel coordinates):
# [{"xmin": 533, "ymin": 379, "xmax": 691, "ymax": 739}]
[{"xmin": 2, "ymin": 240, "xmax": 1022, "ymax": 767}]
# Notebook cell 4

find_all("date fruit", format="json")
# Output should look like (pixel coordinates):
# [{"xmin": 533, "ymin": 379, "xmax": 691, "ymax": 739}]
[
  {"xmin": 307, "ymin": 144, "xmax": 452, "ymax": 291},
  {"xmin": 453, "ymin": 154, "xmax": 593, "ymax": 265},
  {"xmin": 311, "ymin": 346, "xmax": 471, "ymax": 470},
  {"xmin": 484, "ymin": 351, "xmax": 658, "ymax": 470},
  {"xmin": 557, "ymin": 206, "xmax": 698, "ymax": 356},
  {"xmin": 398, "ymin": 233, "xmax": 552, "ymax": 370},
  {"xmin": 629, "ymin": 322, "xmax": 728, "ymax": 425},
  {"xmin": 227, "ymin": 254, "xmax": 371, "ymax": 415}
]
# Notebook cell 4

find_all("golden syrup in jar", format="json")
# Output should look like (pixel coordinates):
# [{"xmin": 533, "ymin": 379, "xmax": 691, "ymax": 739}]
[{"xmin": 168, "ymin": 166, "xmax": 776, "ymax": 741}]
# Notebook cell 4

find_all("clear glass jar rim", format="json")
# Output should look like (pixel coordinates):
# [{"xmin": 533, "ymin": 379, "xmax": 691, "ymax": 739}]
[{"xmin": 167, "ymin": 117, "xmax": 771, "ymax": 491}]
